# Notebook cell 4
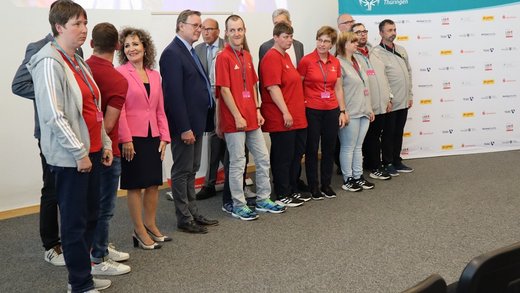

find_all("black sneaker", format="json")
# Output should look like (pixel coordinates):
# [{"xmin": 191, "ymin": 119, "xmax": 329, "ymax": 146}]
[
  {"xmin": 310, "ymin": 187, "xmax": 325, "ymax": 200},
  {"xmin": 275, "ymin": 195, "xmax": 304, "ymax": 207},
  {"xmin": 355, "ymin": 175, "xmax": 375, "ymax": 190},
  {"xmin": 342, "ymin": 177, "xmax": 362, "ymax": 192},
  {"xmin": 320, "ymin": 185, "xmax": 337, "ymax": 198},
  {"xmin": 395, "ymin": 162, "xmax": 414, "ymax": 173},
  {"xmin": 297, "ymin": 179, "xmax": 310, "ymax": 193},
  {"xmin": 369, "ymin": 168, "xmax": 391, "ymax": 180},
  {"xmin": 195, "ymin": 185, "xmax": 217, "ymax": 200},
  {"xmin": 246, "ymin": 197, "xmax": 257, "ymax": 212},
  {"xmin": 292, "ymin": 192, "xmax": 311, "ymax": 202}
]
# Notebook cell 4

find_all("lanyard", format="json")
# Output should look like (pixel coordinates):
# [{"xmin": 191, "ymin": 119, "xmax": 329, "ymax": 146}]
[
  {"xmin": 53, "ymin": 41, "xmax": 98, "ymax": 106},
  {"xmin": 317, "ymin": 60, "xmax": 329, "ymax": 91},
  {"xmin": 351, "ymin": 57, "xmax": 366, "ymax": 87},
  {"xmin": 231, "ymin": 47, "xmax": 247, "ymax": 90},
  {"xmin": 381, "ymin": 43, "xmax": 403, "ymax": 59},
  {"xmin": 356, "ymin": 52, "xmax": 372, "ymax": 70}
]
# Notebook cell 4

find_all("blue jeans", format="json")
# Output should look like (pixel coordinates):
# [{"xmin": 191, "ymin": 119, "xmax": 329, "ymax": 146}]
[
  {"xmin": 51, "ymin": 151, "xmax": 102, "ymax": 293},
  {"xmin": 224, "ymin": 128, "xmax": 271, "ymax": 207},
  {"xmin": 339, "ymin": 117, "xmax": 369, "ymax": 180},
  {"xmin": 91, "ymin": 157, "xmax": 121, "ymax": 262}
]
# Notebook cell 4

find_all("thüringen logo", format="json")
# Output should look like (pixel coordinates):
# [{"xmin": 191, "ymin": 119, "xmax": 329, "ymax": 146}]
[{"xmin": 359, "ymin": 0, "xmax": 380, "ymax": 11}]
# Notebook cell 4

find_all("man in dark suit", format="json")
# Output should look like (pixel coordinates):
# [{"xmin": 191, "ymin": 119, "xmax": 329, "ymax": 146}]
[
  {"xmin": 258, "ymin": 8, "xmax": 308, "ymax": 193},
  {"xmin": 194, "ymin": 18, "xmax": 226, "ymax": 200},
  {"xmin": 12, "ymin": 33, "xmax": 83, "ymax": 267},
  {"xmin": 160, "ymin": 9, "xmax": 219, "ymax": 234}
]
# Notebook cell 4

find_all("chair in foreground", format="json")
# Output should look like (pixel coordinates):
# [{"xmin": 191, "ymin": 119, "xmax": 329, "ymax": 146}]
[
  {"xmin": 454, "ymin": 241, "xmax": 520, "ymax": 293},
  {"xmin": 401, "ymin": 273, "xmax": 447, "ymax": 293}
]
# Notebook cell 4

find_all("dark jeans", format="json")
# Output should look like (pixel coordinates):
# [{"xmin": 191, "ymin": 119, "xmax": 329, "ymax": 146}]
[
  {"xmin": 91, "ymin": 157, "xmax": 121, "ymax": 262},
  {"xmin": 382, "ymin": 108, "xmax": 408, "ymax": 165},
  {"xmin": 51, "ymin": 151, "xmax": 102, "ymax": 292},
  {"xmin": 38, "ymin": 141, "xmax": 60, "ymax": 250},
  {"xmin": 170, "ymin": 135, "xmax": 203, "ymax": 225},
  {"xmin": 269, "ymin": 128, "xmax": 307, "ymax": 198},
  {"xmin": 363, "ymin": 113, "xmax": 387, "ymax": 170},
  {"xmin": 305, "ymin": 107, "xmax": 339, "ymax": 188}
]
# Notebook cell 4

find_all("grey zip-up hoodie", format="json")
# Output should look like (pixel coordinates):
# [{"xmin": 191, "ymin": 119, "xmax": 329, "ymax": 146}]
[
  {"xmin": 370, "ymin": 43, "xmax": 413, "ymax": 112},
  {"xmin": 27, "ymin": 42, "xmax": 111, "ymax": 168},
  {"xmin": 354, "ymin": 44, "xmax": 392, "ymax": 115}
]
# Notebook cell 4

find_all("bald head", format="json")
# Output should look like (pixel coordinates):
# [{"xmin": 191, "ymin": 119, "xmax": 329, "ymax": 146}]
[
  {"xmin": 337, "ymin": 13, "xmax": 355, "ymax": 32},
  {"xmin": 202, "ymin": 18, "xmax": 220, "ymax": 45}
]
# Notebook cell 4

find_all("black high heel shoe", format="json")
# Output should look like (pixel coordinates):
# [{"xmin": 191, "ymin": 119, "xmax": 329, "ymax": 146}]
[
  {"xmin": 145, "ymin": 226, "xmax": 172, "ymax": 242},
  {"xmin": 132, "ymin": 231, "xmax": 162, "ymax": 250}
]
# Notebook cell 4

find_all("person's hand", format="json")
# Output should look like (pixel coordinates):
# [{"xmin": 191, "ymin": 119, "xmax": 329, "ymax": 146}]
[
  {"xmin": 283, "ymin": 112, "xmax": 293, "ymax": 128},
  {"xmin": 77, "ymin": 156, "xmax": 92, "ymax": 173},
  {"xmin": 408, "ymin": 100, "xmax": 413, "ymax": 109},
  {"xmin": 102, "ymin": 149, "xmax": 113, "ymax": 166},
  {"xmin": 343, "ymin": 111, "xmax": 350, "ymax": 126},
  {"xmin": 257, "ymin": 111, "xmax": 265, "ymax": 126},
  {"xmin": 386, "ymin": 100, "xmax": 393, "ymax": 113},
  {"xmin": 158, "ymin": 141, "xmax": 167, "ymax": 161},
  {"xmin": 181, "ymin": 130, "xmax": 196, "ymax": 144},
  {"xmin": 122, "ymin": 142, "xmax": 135, "ymax": 161},
  {"xmin": 339, "ymin": 112, "xmax": 348, "ymax": 128},
  {"xmin": 369, "ymin": 112, "xmax": 375, "ymax": 122},
  {"xmin": 234, "ymin": 115, "xmax": 247, "ymax": 131}
]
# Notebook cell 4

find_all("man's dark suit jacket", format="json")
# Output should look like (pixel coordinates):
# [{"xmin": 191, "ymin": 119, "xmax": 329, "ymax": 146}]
[
  {"xmin": 160, "ymin": 36, "xmax": 213, "ymax": 137},
  {"xmin": 258, "ymin": 38, "xmax": 304, "ymax": 65}
]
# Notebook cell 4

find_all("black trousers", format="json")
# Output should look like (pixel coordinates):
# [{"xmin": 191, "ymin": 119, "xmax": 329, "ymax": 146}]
[
  {"xmin": 305, "ymin": 107, "xmax": 339, "ymax": 189},
  {"xmin": 270, "ymin": 128, "xmax": 307, "ymax": 198},
  {"xmin": 382, "ymin": 108, "xmax": 408, "ymax": 166},
  {"xmin": 362, "ymin": 113, "xmax": 387, "ymax": 170},
  {"xmin": 38, "ymin": 141, "xmax": 60, "ymax": 250}
]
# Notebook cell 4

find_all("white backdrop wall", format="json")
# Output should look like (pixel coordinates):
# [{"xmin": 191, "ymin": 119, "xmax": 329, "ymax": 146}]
[{"xmin": 0, "ymin": 0, "xmax": 338, "ymax": 212}]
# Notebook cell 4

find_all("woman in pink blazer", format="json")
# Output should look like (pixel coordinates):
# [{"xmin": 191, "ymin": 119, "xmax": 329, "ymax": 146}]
[{"xmin": 117, "ymin": 28, "xmax": 170, "ymax": 250}]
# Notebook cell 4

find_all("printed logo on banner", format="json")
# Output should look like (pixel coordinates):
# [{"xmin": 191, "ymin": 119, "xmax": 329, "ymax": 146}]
[
  {"xmin": 440, "ymin": 50, "xmax": 453, "ymax": 55},
  {"xmin": 397, "ymin": 35, "xmax": 409, "ymax": 41},
  {"xmin": 480, "ymin": 95, "xmax": 497, "ymax": 100},
  {"xmin": 481, "ymin": 32, "xmax": 496, "ymax": 37},
  {"xmin": 483, "ymin": 79, "xmax": 495, "ymax": 85},
  {"xmin": 442, "ymin": 81, "xmax": 452, "ymax": 89},
  {"xmin": 484, "ymin": 141, "xmax": 496, "ymax": 146},
  {"xmin": 502, "ymin": 78, "xmax": 517, "ymax": 83},
  {"xmin": 484, "ymin": 64, "xmax": 493, "ymax": 71},
  {"xmin": 501, "ymin": 46, "xmax": 518, "ymax": 51},
  {"xmin": 460, "ymin": 80, "xmax": 475, "ymax": 87},
  {"xmin": 440, "ymin": 34, "xmax": 452, "ymax": 39},
  {"xmin": 482, "ymin": 111, "xmax": 497, "ymax": 116},
  {"xmin": 506, "ymin": 124, "xmax": 514, "ymax": 132},
  {"xmin": 481, "ymin": 126, "xmax": 497, "ymax": 131},
  {"xmin": 460, "ymin": 127, "xmax": 477, "ymax": 133},
  {"xmin": 416, "ymin": 19, "xmax": 432, "ymax": 23},
  {"xmin": 462, "ymin": 96, "xmax": 475, "ymax": 102},
  {"xmin": 403, "ymin": 132, "xmax": 412, "ymax": 137},
  {"xmin": 442, "ymin": 144, "xmax": 454, "ymax": 150},
  {"xmin": 482, "ymin": 48, "xmax": 495, "ymax": 53},
  {"xmin": 502, "ymin": 94, "xmax": 518, "ymax": 99},
  {"xmin": 442, "ymin": 129, "xmax": 454, "ymax": 134},
  {"xmin": 460, "ymin": 49, "xmax": 475, "ymax": 54},
  {"xmin": 505, "ymin": 109, "xmax": 516, "ymax": 114},
  {"xmin": 438, "ymin": 66, "xmax": 455, "ymax": 71},
  {"xmin": 502, "ymin": 14, "xmax": 517, "ymax": 20},
  {"xmin": 460, "ymin": 16, "xmax": 475, "ymax": 23},
  {"xmin": 482, "ymin": 16, "xmax": 495, "ymax": 21},
  {"xmin": 459, "ymin": 33, "xmax": 476, "ymax": 38},
  {"xmin": 502, "ymin": 62, "xmax": 516, "ymax": 69},
  {"xmin": 460, "ymin": 65, "xmax": 476, "ymax": 70},
  {"xmin": 462, "ymin": 112, "xmax": 475, "ymax": 118},
  {"xmin": 419, "ymin": 67, "xmax": 432, "ymax": 72},
  {"xmin": 419, "ymin": 131, "xmax": 434, "ymax": 135},
  {"xmin": 441, "ymin": 17, "xmax": 450, "ymax": 25},
  {"xmin": 418, "ymin": 83, "xmax": 434, "ymax": 88},
  {"xmin": 441, "ymin": 113, "xmax": 455, "ymax": 119},
  {"xmin": 440, "ymin": 97, "xmax": 455, "ymax": 103},
  {"xmin": 417, "ymin": 34, "xmax": 433, "ymax": 40},
  {"xmin": 422, "ymin": 115, "xmax": 431, "ymax": 122},
  {"xmin": 461, "ymin": 143, "xmax": 476, "ymax": 148},
  {"xmin": 420, "ymin": 99, "xmax": 432, "ymax": 104},
  {"xmin": 401, "ymin": 148, "xmax": 409, "ymax": 155},
  {"xmin": 502, "ymin": 140, "xmax": 519, "ymax": 145},
  {"xmin": 505, "ymin": 30, "xmax": 513, "ymax": 38},
  {"xmin": 358, "ymin": 0, "xmax": 380, "ymax": 11},
  {"xmin": 418, "ymin": 51, "xmax": 432, "ymax": 56}
]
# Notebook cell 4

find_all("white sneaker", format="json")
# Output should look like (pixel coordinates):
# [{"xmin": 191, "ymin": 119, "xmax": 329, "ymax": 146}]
[
  {"xmin": 44, "ymin": 245, "xmax": 65, "ymax": 266},
  {"xmin": 67, "ymin": 278, "xmax": 111, "ymax": 292},
  {"xmin": 92, "ymin": 259, "xmax": 131, "ymax": 276},
  {"xmin": 107, "ymin": 243, "xmax": 130, "ymax": 262}
]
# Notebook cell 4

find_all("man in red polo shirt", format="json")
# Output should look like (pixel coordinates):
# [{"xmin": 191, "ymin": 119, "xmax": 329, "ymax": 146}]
[
  {"xmin": 259, "ymin": 22, "xmax": 308, "ymax": 208},
  {"xmin": 216, "ymin": 15, "xmax": 285, "ymax": 221},
  {"xmin": 86, "ymin": 22, "xmax": 131, "ymax": 276}
]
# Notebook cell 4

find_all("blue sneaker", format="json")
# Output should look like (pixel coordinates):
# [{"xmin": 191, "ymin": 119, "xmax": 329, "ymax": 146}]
[
  {"xmin": 395, "ymin": 162, "xmax": 414, "ymax": 173},
  {"xmin": 256, "ymin": 199, "xmax": 287, "ymax": 214},
  {"xmin": 384, "ymin": 164, "xmax": 399, "ymax": 177},
  {"xmin": 232, "ymin": 205, "xmax": 259, "ymax": 221},
  {"xmin": 221, "ymin": 202, "xmax": 233, "ymax": 214}
]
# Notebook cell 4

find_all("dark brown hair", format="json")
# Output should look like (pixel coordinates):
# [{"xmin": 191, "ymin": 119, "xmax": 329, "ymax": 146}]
[
  {"xmin": 118, "ymin": 27, "xmax": 156, "ymax": 69},
  {"xmin": 92, "ymin": 22, "xmax": 118, "ymax": 53},
  {"xmin": 49, "ymin": 0, "xmax": 87, "ymax": 37}
]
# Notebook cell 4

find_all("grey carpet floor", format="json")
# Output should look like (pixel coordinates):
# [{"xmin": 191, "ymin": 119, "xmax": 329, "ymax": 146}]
[{"xmin": 1, "ymin": 150, "xmax": 519, "ymax": 293}]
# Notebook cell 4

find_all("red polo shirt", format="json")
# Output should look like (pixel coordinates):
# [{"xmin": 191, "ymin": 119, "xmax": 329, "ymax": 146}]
[
  {"xmin": 86, "ymin": 55, "xmax": 128, "ymax": 157},
  {"xmin": 60, "ymin": 52, "xmax": 102, "ymax": 153},
  {"xmin": 298, "ymin": 49, "xmax": 341, "ymax": 110},
  {"xmin": 259, "ymin": 48, "xmax": 307, "ymax": 132},
  {"xmin": 215, "ymin": 44, "xmax": 259, "ymax": 133}
]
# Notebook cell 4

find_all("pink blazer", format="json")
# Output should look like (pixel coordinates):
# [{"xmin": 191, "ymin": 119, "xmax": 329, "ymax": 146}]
[{"xmin": 117, "ymin": 62, "xmax": 170, "ymax": 143}]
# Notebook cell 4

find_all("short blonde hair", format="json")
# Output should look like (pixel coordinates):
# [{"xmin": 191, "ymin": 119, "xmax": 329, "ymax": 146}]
[{"xmin": 335, "ymin": 31, "xmax": 358, "ymax": 57}]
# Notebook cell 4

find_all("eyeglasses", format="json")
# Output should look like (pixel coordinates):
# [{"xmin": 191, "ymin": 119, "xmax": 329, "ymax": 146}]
[
  {"xmin": 202, "ymin": 27, "xmax": 217, "ymax": 32},
  {"xmin": 183, "ymin": 22, "xmax": 203, "ymax": 30},
  {"xmin": 317, "ymin": 38, "xmax": 332, "ymax": 44},
  {"xmin": 354, "ymin": 30, "xmax": 368, "ymax": 35}
]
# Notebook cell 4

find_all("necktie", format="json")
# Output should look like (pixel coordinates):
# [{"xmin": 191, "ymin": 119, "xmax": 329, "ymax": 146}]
[
  {"xmin": 191, "ymin": 48, "xmax": 214, "ymax": 108},
  {"xmin": 207, "ymin": 45, "xmax": 214, "ymax": 72}
]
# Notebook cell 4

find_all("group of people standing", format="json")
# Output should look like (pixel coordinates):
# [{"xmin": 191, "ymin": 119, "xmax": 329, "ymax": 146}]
[{"xmin": 11, "ymin": 1, "xmax": 413, "ymax": 292}]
